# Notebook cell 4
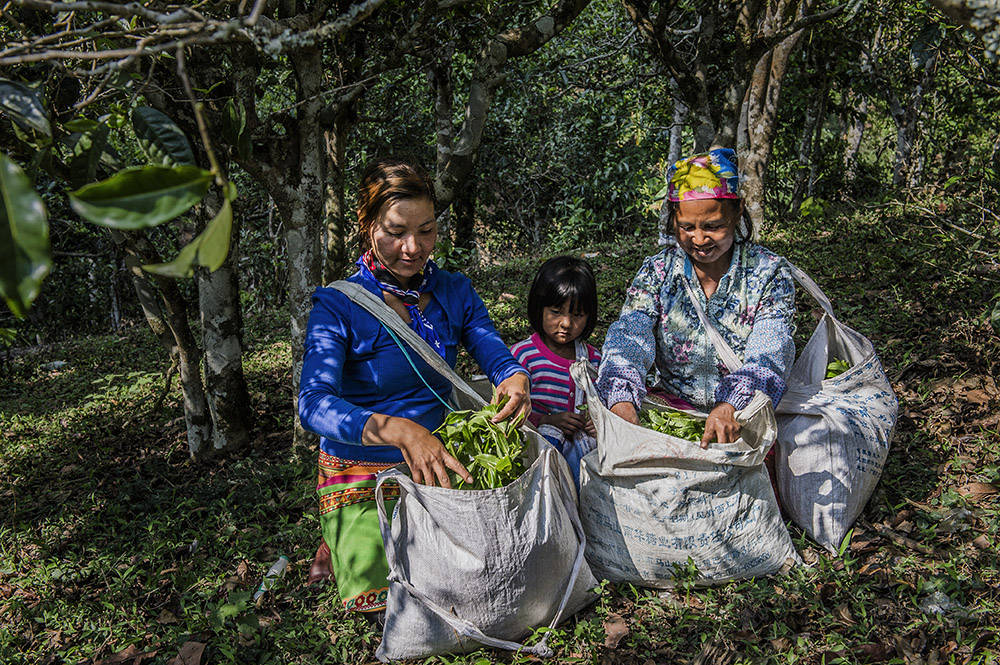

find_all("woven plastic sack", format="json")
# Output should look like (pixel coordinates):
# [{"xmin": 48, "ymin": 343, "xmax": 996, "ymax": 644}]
[
  {"xmin": 571, "ymin": 362, "xmax": 799, "ymax": 587},
  {"xmin": 774, "ymin": 264, "xmax": 898, "ymax": 552},
  {"xmin": 328, "ymin": 281, "xmax": 597, "ymax": 662},
  {"xmin": 375, "ymin": 434, "xmax": 597, "ymax": 661}
]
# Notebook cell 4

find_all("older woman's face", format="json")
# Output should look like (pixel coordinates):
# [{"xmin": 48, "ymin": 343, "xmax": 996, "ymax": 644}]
[
  {"xmin": 371, "ymin": 197, "xmax": 437, "ymax": 280},
  {"xmin": 674, "ymin": 198, "xmax": 740, "ymax": 270}
]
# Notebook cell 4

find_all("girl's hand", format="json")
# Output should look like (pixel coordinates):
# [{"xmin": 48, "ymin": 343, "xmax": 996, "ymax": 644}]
[
  {"xmin": 492, "ymin": 372, "xmax": 531, "ymax": 423},
  {"xmin": 701, "ymin": 402, "xmax": 741, "ymax": 448},
  {"xmin": 610, "ymin": 401, "xmax": 640, "ymax": 425},
  {"xmin": 362, "ymin": 414, "xmax": 473, "ymax": 488},
  {"xmin": 541, "ymin": 411, "xmax": 587, "ymax": 437}
]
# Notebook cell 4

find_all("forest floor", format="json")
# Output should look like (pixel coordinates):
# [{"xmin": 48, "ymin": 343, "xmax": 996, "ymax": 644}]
[{"xmin": 1, "ymin": 196, "xmax": 998, "ymax": 665}]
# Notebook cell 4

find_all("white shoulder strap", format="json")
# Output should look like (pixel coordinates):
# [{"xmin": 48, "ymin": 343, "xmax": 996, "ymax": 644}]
[
  {"xmin": 681, "ymin": 278, "xmax": 743, "ymax": 373},
  {"xmin": 329, "ymin": 281, "xmax": 485, "ymax": 407}
]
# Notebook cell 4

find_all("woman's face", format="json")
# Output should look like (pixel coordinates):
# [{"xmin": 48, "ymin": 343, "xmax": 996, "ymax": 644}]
[
  {"xmin": 370, "ymin": 197, "xmax": 437, "ymax": 280},
  {"xmin": 674, "ymin": 198, "xmax": 740, "ymax": 270}
]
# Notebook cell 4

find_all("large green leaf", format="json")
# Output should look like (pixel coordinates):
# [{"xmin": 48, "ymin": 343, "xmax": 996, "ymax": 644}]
[
  {"xmin": 0, "ymin": 152, "xmax": 51, "ymax": 318},
  {"xmin": 69, "ymin": 165, "xmax": 212, "ymax": 229},
  {"xmin": 131, "ymin": 106, "xmax": 196, "ymax": 166},
  {"xmin": 64, "ymin": 122, "xmax": 110, "ymax": 189},
  {"xmin": 0, "ymin": 79, "xmax": 51, "ymax": 137},
  {"xmin": 143, "ymin": 185, "xmax": 235, "ymax": 278}
]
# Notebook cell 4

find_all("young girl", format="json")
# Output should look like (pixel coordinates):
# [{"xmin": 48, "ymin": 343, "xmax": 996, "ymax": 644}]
[{"xmin": 510, "ymin": 256, "xmax": 601, "ymax": 483}]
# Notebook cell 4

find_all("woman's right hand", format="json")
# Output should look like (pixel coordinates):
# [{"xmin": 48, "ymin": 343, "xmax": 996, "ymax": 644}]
[
  {"xmin": 610, "ymin": 401, "xmax": 640, "ymax": 425},
  {"xmin": 362, "ymin": 414, "xmax": 473, "ymax": 488}
]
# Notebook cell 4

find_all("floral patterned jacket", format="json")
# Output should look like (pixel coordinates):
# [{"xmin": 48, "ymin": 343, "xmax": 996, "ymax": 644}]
[{"xmin": 597, "ymin": 240, "xmax": 796, "ymax": 413}]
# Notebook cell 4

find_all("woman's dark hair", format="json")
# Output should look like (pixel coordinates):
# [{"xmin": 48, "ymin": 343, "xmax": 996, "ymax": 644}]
[
  {"xmin": 527, "ymin": 256, "xmax": 598, "ymax": 341},
  {"xmin": 357, "ymin": 157, "xmax": 436, "ymax": 251},
  {"xmin": 665, "ymin": 198, "xmax": 753, "ymax": 242}
]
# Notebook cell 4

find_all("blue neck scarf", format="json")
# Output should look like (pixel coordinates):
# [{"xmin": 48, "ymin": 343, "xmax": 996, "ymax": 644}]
[{"xmin": 356, "ymin": 252, "xmax": 446, "ymax": 359}]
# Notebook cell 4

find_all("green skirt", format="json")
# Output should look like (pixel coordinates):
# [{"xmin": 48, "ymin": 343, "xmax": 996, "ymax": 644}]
[{"xmin": 317, "ymin": 451, "xmax": 400, "ymax": 613}]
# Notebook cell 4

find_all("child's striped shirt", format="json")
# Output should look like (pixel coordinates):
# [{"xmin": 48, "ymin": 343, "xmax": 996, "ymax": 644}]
[{"xmin": 510, "ymin": 333, "xmax": 601, "ymax": 426}]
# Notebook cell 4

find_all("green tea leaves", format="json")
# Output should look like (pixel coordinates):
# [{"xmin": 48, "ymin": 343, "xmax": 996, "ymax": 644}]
[
  {"xmin": 0, "ymin": 152, "xmax": 51, "ymax": 318},
  {"xmin": 639, "ymin": 408, "xmax": 705, "ymax": 442},
  {"xmin": 825, "ymin": 358, "xmax": 851, "ymax": 379},
  {"xmin": 434, "ymin": 399, "xmax": 526, "ymax": 490}
]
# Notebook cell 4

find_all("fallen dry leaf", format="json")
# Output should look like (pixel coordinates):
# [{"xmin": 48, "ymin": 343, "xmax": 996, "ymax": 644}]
[
  {"xmin": 167, "ymin": 641, "xmax": 205, "ymax": 665},
  {"xmin": 93, "ymin": 645, "xmax": 143, "ymax": 665},
  {"xmin": 157, "ymin": 609, "xmax": 178, "ymax": 625},
  {"xmin": 771, "ymin": 637, "xmax": 792, "ymax": 651},
  {"xmin": 834, "ymin": 604, "xmax": 856, "ymax": 625},
  {"xmin": 602, "ymin": 613, "xmax": 629, "ymax": 649},
  {"xmin": 857, "ymin": 642, "xmax": 895, "ymax": 662},
  {"xmin": 957, "ymin": 482, "xmax": 999, "ymax": 499},
  {"xmin": 973, "ymin": 535, "xmax": 991, "ymax": 549}
]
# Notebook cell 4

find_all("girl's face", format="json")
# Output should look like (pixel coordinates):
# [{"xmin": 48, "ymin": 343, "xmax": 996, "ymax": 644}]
[
  {"xmin": 541, "ymin": 299, "xmax": 588, "ymax": 349},
  {"xmin": 370, "ymin": 197, "xmax": 437, "ymax": 280},
  {"xmin": 674, "ymin": 198, "xmax": 740, "ymax": 270}
]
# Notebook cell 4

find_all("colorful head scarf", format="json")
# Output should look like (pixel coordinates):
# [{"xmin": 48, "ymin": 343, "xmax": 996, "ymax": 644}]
[{"xmin": 665, "ymin": 148, "xmax": 741, "ymax": 202}]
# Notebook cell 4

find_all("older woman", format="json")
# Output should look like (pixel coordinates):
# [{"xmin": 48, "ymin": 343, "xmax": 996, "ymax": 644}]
[
  {"xmin": 597, "ymin": 148, "xmax": 795, "ymax": 447},
  {"xmin": 298, "ymin": 158, "xmax": 530, "ymax": 617}
]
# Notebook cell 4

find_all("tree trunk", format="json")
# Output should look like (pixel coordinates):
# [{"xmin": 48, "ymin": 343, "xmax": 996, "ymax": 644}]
[
  {"xmin": 741, "ymin": 28, "xmax": 805, "ymax": 236},
  {"xmin": 197, "ymin": 191, "xmax": 252, "ymax": 453},
  {"xmin": 451, "ymin": 177, "xmax": 478, "ymax": 252},
  {"xmin": 112, "ymin": 230, "xmax": 213, "ymax": 457},
  {"xmin": 287, "ymin": 47, "xmax": 327, "ymax": 450},
  {"xmin": 323, "ymin": 109, "xmax": 353, "ymax": 285}
]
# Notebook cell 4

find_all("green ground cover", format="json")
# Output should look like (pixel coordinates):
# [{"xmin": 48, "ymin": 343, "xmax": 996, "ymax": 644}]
[{"xmin": 2, "ymin": 199, "xmax": 998, "ymax": 664}]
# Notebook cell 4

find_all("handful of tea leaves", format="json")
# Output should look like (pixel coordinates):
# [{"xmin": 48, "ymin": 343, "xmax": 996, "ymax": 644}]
[
  {"xmin": 639, "ymin": 408, "xmax": 706, "ymax": 443},
  {"xmin": 434, "ymin": 398, "xmax": 526, "ymax": 490},
  {"xmin": 825, "ymin": 358, "xmax": 851, "ymax": 379}
]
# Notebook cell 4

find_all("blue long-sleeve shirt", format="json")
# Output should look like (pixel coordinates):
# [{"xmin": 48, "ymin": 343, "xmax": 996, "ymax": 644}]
[{"xmin": 298, "ymin": 268, "xmax": 527, "ymax": 463}]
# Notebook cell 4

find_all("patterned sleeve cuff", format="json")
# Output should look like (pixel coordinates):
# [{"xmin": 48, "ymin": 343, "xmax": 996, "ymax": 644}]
[
  {"xmin": 598, "ymin": 376, "xmax": 646, "ymax": 410},
  {"xmin": 714, "ymin": 365, "xmax": 787, "ymax": 411}
]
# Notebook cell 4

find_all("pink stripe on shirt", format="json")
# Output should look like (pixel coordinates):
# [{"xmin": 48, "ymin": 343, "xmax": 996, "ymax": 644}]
[{"xmin": 510, "ymin": 333, "xmax": 600, "ymax": 420}]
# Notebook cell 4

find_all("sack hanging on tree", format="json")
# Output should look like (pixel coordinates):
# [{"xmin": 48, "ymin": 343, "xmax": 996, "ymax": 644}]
[
  {"xmin": 329, "ymin": 281, "xmax": 597, "ymax": 662},
  {"xmin": 570, "ymin": 362, "xmax": 799, "ymax": 587},
  {"xmin": 774, "ymin": 264, "xmax": 898, "ymax": 553}
]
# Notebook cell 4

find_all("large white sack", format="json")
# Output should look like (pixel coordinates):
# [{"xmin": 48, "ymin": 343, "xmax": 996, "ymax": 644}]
[
  {"xmin": 375, "ymin": 433, "xmax": 598, "ymax": 662},
  {"xmin": 328, "ymin": 280, "xmax": 599, "ymax": 661},
  {"xmin": 571, "ymin": 362, "xmax": 799, "ymax": 587},
  {"xmin": 774, "ymin": 265, "xmax": 898, "ymax": 553}
]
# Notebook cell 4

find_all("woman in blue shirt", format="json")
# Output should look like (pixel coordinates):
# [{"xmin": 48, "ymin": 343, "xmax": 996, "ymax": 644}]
[
  {"xmin": 597, "ymin": 148, "xmax": 795, "ymax": 447},
  {"xmin": 299, "ymin": 158, "xmax": 530, "ymax": 616}
]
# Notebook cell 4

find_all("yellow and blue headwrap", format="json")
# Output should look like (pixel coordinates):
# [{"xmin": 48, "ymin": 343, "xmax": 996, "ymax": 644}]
[{"xmin": 666, "ymin": 148, "xmax": 741, "ymax": 202}]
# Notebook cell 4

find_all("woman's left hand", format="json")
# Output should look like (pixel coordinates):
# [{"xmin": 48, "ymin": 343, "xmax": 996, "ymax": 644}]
[
  {"xmin": 701, "ymin": 402, "xmax": 741, "ymax": 448},
  {"xmin": 491, "ymin": 372, "xmax": 531, "ymax": 424}
]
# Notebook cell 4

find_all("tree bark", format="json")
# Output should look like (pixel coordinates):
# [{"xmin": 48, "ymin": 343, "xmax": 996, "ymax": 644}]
[
  {"xmin": 842, "ymin": 94, "xmax": 867, "ymax": 182},
  {"xmin": 197, "ymin": 191, "xmax": 252, "ymax": 452},
  {"xmin": 112, "ymin": 230, "xmax": 213, "ymax": 457},
  {"xmin": 323, "ymin": 108, "xmax": 353, "ymax": 285},
  {"xmin": 741, "ymin": 27, "xmax": 805, "ymax": 235},
  {"xmin": 286, "ymin": 47, "xmax": 327, "ymax": 449},
  {"xmin": 434, "ymin": 0, "xmax": 592, "ymax": 218}
]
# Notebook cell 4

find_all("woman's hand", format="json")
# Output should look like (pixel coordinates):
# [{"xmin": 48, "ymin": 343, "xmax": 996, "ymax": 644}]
[
  {"xmin": 491, "ymin": 372, "xmax": 531, "ymax": 423},
  {"xmin": 610, "ymin": 401, "xmax": 640, "ymax": 425},
  {"xmin": 541, "ymin": 411, "xmax": 587, "ymax": 437},
  {"xmin": 362, "ymin": 414, "xmax": 472, "ymax": 488},
  {"xmin": 701, "ymin": 402, "xmax": 741, "ymax": 448}
]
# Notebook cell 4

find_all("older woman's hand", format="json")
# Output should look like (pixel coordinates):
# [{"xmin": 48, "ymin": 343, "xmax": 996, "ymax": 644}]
[
  {"xmin": 362, "ymin": 414, "xmax": 472, "ymax": 488},
  {"xmin": 610, "ymin": 401, "xmax": 640, "ymax": 425},
  {"xmin": 491, "ymin": 371, "xmax": 531, "ymax": 424},
  {"xmin": 701, "ymin": 402, "xmax": 741, "ymax": 448}
]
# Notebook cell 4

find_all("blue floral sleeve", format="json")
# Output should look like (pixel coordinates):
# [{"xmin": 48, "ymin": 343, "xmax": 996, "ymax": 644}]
[
  {"xmin": 714, "ymin": 261, "xmax": 796, "ymax": 409},
  {"xmin": 596, "ymin": 255, "xmax": 664, "ymax": 409}
]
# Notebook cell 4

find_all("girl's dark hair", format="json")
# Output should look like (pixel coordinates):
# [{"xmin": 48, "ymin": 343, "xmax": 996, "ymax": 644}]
[
  {"xmin": 665, "ymin": 198, "xmax": 753, "ymax": 242},
  {"xmin": 357, "ymin": 157, "xmax": 436, "ymax": 251},
  {"xmin": 527, "ymin": 256, "xmax": 598, "ymax": 341}
]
